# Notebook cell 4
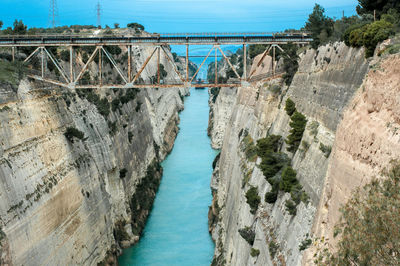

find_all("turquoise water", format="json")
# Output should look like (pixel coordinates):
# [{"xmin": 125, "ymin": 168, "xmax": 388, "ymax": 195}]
[{"xmin": 118, "ymin": 88, "xmax": 217, "ymax": 266}]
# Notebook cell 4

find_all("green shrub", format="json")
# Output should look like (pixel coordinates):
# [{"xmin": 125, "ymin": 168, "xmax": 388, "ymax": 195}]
[
  {"xmin": 269, "ymin": 240, "xmax": 279, "ymax": 258},
  {"xmin": 127, "ymin": 22, "xmax": 145, "ymax": 31},
  {"xmin": 250, "ymin": 248, "xmax": 260, "ymax": 257},
  {"xmin": 76, "ymin": 89, "xmax": 110, "ymax": 118},
  {"xmin": 59, "ymin": 50, "xmax": 70, "ymax": 61},
  {"xmin": 256, "ymin": 135, "xmax": 281, "ymax": 158},
  {"xmin": 259, "ymin": 151, "xmax": 289, "ymax": 181},
  {"xmin": 280, "ymin": 166, "xmax": 298, "ymax": 193},
  {"xmin": 285, "ymin": 199, "xmax": 297, "ymax": 215},
  {"xmin": 245, "ymin": 186, "xmax": 261, "ymax": 214},
  {"xmin": 238, "ymin": 227, "xmax": 255, "ymax": 245},
  {"xmin": 114, "ymin": 220, "xmax": 130, "ymax": 242},
  {"xmin": 268, "ymin": 84, "xmax": 281, "ymax": 94},
  {"xmin": 285, "ymin": 98, "xmax": 296, "ymax": 116},
  {"xmin": 249, "ymin": 44, "xmax": 268, "ymax": 59},
  {"xmin": 64, "ymin": 127, "xmax": 85, "ymax": 143},
  {"xmin": 315, "ymin": 161, "xmax": 400, "ymax": 265},
  {"xmin": 212, "ymin": 153, "xmax": 221, "ymax": 169},
  {"xmin": 111, "ymin": 98, "xmax": 120, "ymax": 112},
  {"xmin": 362, "ymin": 20, "xmax": 394, "ymax": 57},
  {"xmin": 210, "ymin": 87, "xmax": 220, "ymax": 103},
  {"xmin": 344, "ymin": 23, "xmax": 367, "ymax": 46},
  {"xmin": 119, "ymin": 168, "xmax": 128, "ymax": 178},
  {"xmin": 265, "ymin": 185, "xmax": 279, "ymax": 204},
  {"xmin": 282, "ymin": 43, "xmax": 300, "ymax": 86},
  {"xmin": 108, "ymin": 121, "xmax": 117, "ymax": 135},
  {"xmin": 242, "ymin": 135, "xmax": 258, "ymax": 162},
  {"xmin": 299, "ymin": 238, "xmax": 312, "ymax": 251},
  {"xmin": 286, "ymin": 111, "xmax": 307, "ymax": 153},
  {"xmin": 319, "ymin": 143, "xmax": 332, "ymax": 158}
]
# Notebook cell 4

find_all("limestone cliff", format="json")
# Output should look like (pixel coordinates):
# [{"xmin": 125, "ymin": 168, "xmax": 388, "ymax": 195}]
[
  {"xmin": 0, "ymin": 40, "xmax": 189, "ymax": 265},
  {"xmin": 208, "ymin": 42, "xmax": 375, "ymax": 265},
  {"xmin": 306, "ymin": 53, "xmax": 400, "ymax": 263}
]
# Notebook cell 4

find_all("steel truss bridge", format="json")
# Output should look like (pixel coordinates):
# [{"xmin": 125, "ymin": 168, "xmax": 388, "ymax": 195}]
[{"xmin": 0, "ymin": 33, "xmax": 312, "ymax": 89}]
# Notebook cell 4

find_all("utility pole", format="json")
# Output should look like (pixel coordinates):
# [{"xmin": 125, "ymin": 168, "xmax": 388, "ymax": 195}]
[
  {"xmin": 374, "ymin": 10, "xmax": 376, "ymax": 21},
  {"xmin": 97, "ymin": 1, "xmax": 102, "ymax": 29},
  {"xmin": 49, "ymin": 0, "xmax": 58, "ymax": 28},
  {"xmin": 342, "ymin": 10, "xmax": 344, "ymax": 19}
]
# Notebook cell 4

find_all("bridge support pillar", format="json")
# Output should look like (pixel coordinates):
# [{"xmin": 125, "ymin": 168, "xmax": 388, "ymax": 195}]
[
  {"xmin": 186, "ymin": 44, "xmax": 189, "ymax": 82},
  {"xmin": 128, "ymin": 45, "xmax": 132, "ymax": 82},
  {"xmin": 41, "ymin": 47, "xmax": 45, "ymax": 78},
  {"xmin": 12, "ymin": 47, "xmax": 15, "ymax": 62},
  {"xmin": 70, "ymin": 46, "xmax": 74, "ymax": 81},
  {"xmin": 243, "ymin": 44, "xmax": 247, "ymax": 80}
]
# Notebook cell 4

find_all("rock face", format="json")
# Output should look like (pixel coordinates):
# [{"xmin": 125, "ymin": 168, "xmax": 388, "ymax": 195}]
[
  {"xmin": 0, "ymin": 43, "xmax": 189, "ymax": 265},
  {"xmin": 307, "ymin": 54, "xmax": 400, "ymax": 263},
  {"xmin": 208, "ymin": 42, "xmax": 376, "ymax": 265}
]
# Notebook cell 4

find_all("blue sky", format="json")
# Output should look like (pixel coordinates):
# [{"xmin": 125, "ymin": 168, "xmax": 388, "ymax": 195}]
[{"xmin": 0, "ymin": 0, "xmax": 359, "ymax": 33}]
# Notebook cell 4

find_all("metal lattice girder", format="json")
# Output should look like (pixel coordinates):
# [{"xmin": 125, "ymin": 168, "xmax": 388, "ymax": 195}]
[
  {"xmin": 132, "ymin": 46, "xmax": 158, "ymax": 83},
  {"xmin": 43, "ymin": 47, "xmax": 70, "ymax": 83},
  {"xmin": 189, "ymin": 45, "xmax": 215, "ymax": 83},
  {"xmin": 160, "ymin": 46, "xmax": 185, "ymax": 83},
  {"xmin": 101, "ymin": 46, "xmax": 128, "ymax": 84},
  {"xmin": 74, "ymin": 46, "xmax": 100, "ymax": 84},
  {"xmin": 217, "ymin": 46, "xmax": 241, "ymax": 79},
  {"xmin": 23, "ymin": 47, "xmax": 41, "ymax": 63}
]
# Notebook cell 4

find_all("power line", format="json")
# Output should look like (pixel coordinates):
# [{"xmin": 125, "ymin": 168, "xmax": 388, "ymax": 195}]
[
  {"xmin": 96, "ymin": 1, "xmax": 102, "ymax": 28},
  {"xmin": 49, "ymin": 0, "xmax": 59, "ymax": 28}
]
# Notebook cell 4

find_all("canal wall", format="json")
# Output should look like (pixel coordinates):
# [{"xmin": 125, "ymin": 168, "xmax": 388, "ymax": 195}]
[
  {"xmin": 207, "ymin": 42, "xmax": 400, "ymax": 265},
  {"xmin": 0, "ymin": 32, "xmax": 189, "ymax": 265}
]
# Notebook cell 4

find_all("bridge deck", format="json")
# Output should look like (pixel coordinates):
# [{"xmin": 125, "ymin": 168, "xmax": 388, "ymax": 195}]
[{"xmin": 0, "ymin": 33, "xmax": 311, "ymax": 46}]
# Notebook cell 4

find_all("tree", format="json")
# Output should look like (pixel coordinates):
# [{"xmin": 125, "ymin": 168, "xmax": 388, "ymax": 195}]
[
  {"xmin": 114, "ymin": 23, "xmax": 120, "ymax": 29},
  {"xmin": 305, "ymin": 4, "xmax": 334, "ymax": 48},
  {"xmin": 280, "ymin": 166, "xmax": 298, "ymax": 193},
  {"xmin": 0, "ymin": 21, "xmax": 3, "ymax": 30},
  {"xmin": 13, "ymin": 19, "xmax": 27, "ymax": 35},
  {"xmin": 127, "ymin": 22, "xmax": 144, "ymax": 32},
  {"xmin": 286, "ymin": 111, "xmax": 307, "ymax": 153},
  {"xmin": 356, "ymin": 0, "xmax": 400, "ymax": 19},
  {"xmin": 363, "ymin": 20, "xmax": 394, "ymax": 57},
  {"xmin": 315, "ymin": 162, "xmax": 400, "ymax": 265},
  {"xmin": 285, "ymin": 98, "xmax": 296, "ymax": 116},
  {"xmin": 281, "ymin": 43, "xmax": 299, "ymax": 86}
]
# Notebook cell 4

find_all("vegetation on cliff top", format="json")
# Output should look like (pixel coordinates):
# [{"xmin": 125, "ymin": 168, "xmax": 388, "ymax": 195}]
[{"xmin": 314, "ymin": 161, "xmax": 400, "ymax": 265}]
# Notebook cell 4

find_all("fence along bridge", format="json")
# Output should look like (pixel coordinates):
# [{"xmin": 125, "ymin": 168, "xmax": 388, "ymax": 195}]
[{"xmin": 0, "ymin": 32, "xmax": 312, "ymax": 89}]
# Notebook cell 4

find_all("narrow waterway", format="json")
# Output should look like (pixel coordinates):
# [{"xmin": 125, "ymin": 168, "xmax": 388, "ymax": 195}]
[{"xmin": 118, "ymin": 88, "xmax": 217, "ymax": 265}]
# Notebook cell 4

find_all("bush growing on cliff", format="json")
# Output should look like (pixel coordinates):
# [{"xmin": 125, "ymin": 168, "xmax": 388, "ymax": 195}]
[
  {"xmin": 281, "ymin": 43, "xmax": 300, "ymax": 86},
  {"xmin": 129, "ymin": 160, "xmax": 162, "ymax": 236},
  {"xmin": 64, "ymin": 127, "xmax": 85, "ymax": 143},
  {"xmin": 238, "ymin": 226, "xmax": 255, "ymax": 245},
  {"xmin": 265, "ymin": 185, "xmax": 279, "ymax": 204},
  {"xmin": 286, "ymin": 111, "xmax": 307, "ymax": 153},
  {"xmin": 245, "ymin": 186, "xmax": 261, "ymax": 214},
  {"xmin": 280, "ymin": 166, "xmax": 298, "ymax": 192},
  {"xmin": 210, "ymin": 87, "xmax": 220, "ymax": 103},
  {"xmin": 76, "ymin": 89, "xmax": 110, "ymax": 118},
  {"xmin": 250, "ymin": 248, "xmax": 260, "ymax": 257},
  {"xmin": 256, "ymin": 135, "xmax": 281, "ymax": 157},
  {"xmin": 345, "ymin": 20, "xmax": 395, "ymax": 57},
  {"xmin": 314, "ymin": 161, "xmax": 400, "ymax": 265},
  {"xmin": 285, "ymin": 98, "xmax": 296, "ymax": 116},
  {"xmin": 212, "ymin": 153, "xmax": 221, "ymax": 169}
]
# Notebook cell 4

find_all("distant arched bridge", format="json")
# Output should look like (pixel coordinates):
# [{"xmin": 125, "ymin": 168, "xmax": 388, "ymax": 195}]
[{"xmin": 0, "ymin": 32, "xmax": 312, "ymax": 89}]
